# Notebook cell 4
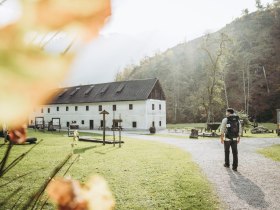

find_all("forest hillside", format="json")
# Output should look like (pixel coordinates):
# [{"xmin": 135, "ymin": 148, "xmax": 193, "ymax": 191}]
[{"xmin": 115, "ymin": 5, "xmax": 280, "ymax": 123}]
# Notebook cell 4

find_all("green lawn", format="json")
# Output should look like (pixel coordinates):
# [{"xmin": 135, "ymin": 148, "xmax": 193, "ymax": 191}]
[
  {"xmin": 0, "ymin": 130, "xmax": 219, "ymax": 210},
  {"xmin": 258, "ymin": 144, "xmax": 280, "ymax": 162},
  {"xmin": 167, "ymin": 123, "xmax": 206, "ymax": 129},
  {"xmin": 258, "ymin": 123, "xmax": 278, "ymax": 130}
]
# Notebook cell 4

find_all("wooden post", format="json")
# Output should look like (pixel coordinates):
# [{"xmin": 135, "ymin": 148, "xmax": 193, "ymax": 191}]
[
  {"xmin": 113, "ymin": 121, "xmax": 116, "ymax": 147},
  {"xmin": 119, "ymin": 117, "xmax": 122, "ymax": 148},
  {"xmin": 103, "ymin": 114, "xmax": 105, "ymax": 145},
  {"xmin": 119, "ymin": 128, "xmax": 121, "ymax": 148},
  {"xmin": 100, "ymin": 110, "xmax": 109, "ymax": 145}
]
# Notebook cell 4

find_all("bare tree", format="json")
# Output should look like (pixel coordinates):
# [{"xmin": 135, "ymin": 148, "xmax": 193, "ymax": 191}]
[{"xmin": 201, "ymin": 33, "xmax": 230, "ymax": 123}]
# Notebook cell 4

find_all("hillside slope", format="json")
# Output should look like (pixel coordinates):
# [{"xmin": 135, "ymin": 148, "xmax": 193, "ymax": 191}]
[{"xmin": 116, "ymin": 7, "xmax": 280, "ymax": 123}]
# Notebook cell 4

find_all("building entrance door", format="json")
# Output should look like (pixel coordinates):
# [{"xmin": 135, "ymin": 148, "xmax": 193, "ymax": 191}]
[{"xmin": 90, "ymin": 120, "xmax": 94, "ymax": 130}]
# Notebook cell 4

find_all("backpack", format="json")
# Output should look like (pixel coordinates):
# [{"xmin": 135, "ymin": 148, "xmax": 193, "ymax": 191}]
[{"xmin": 226, "ymin": 115, "xmax": 240, "ymax": 139}]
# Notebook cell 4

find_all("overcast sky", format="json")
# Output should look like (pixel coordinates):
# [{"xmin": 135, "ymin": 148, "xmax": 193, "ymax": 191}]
[{"xmin": 0, "ymin": 0, "xmax": 273, "ymax": 85}]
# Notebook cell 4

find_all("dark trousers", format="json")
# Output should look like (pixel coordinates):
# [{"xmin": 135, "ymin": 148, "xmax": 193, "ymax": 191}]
[{"xmin": 224, "ymin": 140, "xmax": 238, "ymax": 168}]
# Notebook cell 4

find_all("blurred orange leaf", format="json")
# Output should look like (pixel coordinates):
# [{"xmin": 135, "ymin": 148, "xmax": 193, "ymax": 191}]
[
  {"xmin": 0, "ymin": 0, "xmax": 111, "ymax": 127},
  {"xmin": 22, "ymin": 0, "xmax": 111, "ymax": 41},
  {"xmin": 47, "ymin": 176, "xmax": 115, "ymax": 210},
  {"xmin": 8, "ymin": 125, "xmax": 27, "ymax": 144}
]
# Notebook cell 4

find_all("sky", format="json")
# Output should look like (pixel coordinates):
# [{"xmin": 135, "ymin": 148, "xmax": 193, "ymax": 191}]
[{"xmin": 0, "ymin": 0, "xmax": 274, "ymax": 85}]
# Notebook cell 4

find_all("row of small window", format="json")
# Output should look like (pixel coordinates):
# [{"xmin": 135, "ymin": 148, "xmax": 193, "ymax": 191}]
[
  {"xmin": 77, "ymin": 121, "xmax": 162, "ymax": 128},
  {"xmin": 152, "ymin": 104, "xmax": 162, "ymax": 110},
  {"xmin": 41, "ymin": 103, "xmax": 162, "ymax": 113},
  {"xmin": 42, "ymin": 104, "xmax": 132, "ymax": 113}
]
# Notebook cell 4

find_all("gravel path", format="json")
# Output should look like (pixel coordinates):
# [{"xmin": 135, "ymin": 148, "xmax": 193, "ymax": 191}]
[{"xmin": 125, "ymin": 134, "xmax": 280, "ymax": 210}]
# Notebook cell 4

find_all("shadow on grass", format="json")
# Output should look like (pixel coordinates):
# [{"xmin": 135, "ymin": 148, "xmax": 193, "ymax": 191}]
[
  {"xmin": 94, "ymin": 147, "xmax": 119, "ymax": 155},
  {"xmin": 227, "ymin": 170, "xmax": 269, "ymax": 208},
  {"xmin": 73, "ymin": 145, "xmax": 98, "ymax": 154}
]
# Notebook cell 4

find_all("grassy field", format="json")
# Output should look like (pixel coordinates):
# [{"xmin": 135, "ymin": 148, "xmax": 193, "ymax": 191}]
[
  {"xmin": 167, "ymin": 123, "xmax": 206, "ymax": 129},
  {"xmin": 258, "ymin": 144, "xmax": 280, "ymax": 162},
  {"xmin": 0, "ymin": 130, "xmax": 219, "ymax": 210}
]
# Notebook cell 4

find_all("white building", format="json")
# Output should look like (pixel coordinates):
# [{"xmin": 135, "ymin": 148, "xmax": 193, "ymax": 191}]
[{"xmin": 29, "ymin": 78, "xmax": 166, "ymax": 131}]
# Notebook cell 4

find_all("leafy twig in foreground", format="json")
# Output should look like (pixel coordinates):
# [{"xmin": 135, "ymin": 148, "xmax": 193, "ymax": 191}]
[{"xmin": 22, "ymin": 153, "xmax": 73, "ymax": 210}]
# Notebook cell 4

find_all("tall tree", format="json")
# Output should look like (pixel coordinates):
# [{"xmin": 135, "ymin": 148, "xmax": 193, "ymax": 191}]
[
  {"xmin": 256, "ymin": 0, "xmax": 264, "ymax": 10},
  {"xmin": 201, "ymin": 33, "xmax": 229, "ymax": 123}
]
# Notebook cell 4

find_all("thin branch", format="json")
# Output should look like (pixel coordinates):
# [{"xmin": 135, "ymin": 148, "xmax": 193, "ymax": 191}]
[
  {"xmin": 41, "ymin": 31, "xmax": 60, "ymax": 49},
  {"xmin": 62, "ymin": 36, "xmax": 77, "ymax": 55},
  {"xmin": 0, "ymin": 186, "xmax": 23, "ymax": 207},
  {"xmin": 22, "ymin": 153, "xmax": 73, "ymax": 210},
  {"xmin": 0, "ymin": 140, "xmax": 43, "ymax": 177},
  {"xmin": 0, "ymin": 167, "xmax": 46, "ymax": 188},
  {"xmin": 0, "ymin": 142, "xmax": 13, "ymax": 176},
  {"xmin": 0, "ymin": 0, "xmax": 8, "ymax": 5},
  {"xmin": 39, "ymin": 154, "xmax": 80, "ymax": 210}
]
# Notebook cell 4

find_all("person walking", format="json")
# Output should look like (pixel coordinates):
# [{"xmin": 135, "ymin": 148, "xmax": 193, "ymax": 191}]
[{"xmin": 220, "ymin": 108, "xmax": 242, "ymax": 171}]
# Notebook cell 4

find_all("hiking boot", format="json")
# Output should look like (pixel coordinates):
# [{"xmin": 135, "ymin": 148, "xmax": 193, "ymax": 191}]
[
  {"xmin": 224, "ymin": 164, "xmax": 229, "ymax": 168},
  {"xmin": 232, "ymin": 167, "xmax": 237, "ymax": 171}
]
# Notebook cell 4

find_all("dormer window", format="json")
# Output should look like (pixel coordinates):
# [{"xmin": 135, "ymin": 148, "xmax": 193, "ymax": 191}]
[
  {"xmin": 70, "ymin": 87, "xmax": 80, "ymax": 96},
  {"xmin": 58, "ymin": 89, "xmax": 68, "ymax": 97},
  {"xmin": 85, "ymin": 86, "xmax": 94, "ymax": 95},
  {"xmin": 100, "ymin": 84, "xmax": 109, "ymax": 95},
  {"xmin": 116, "ymin": 83, "xmax": 125, "ymax": 93}
]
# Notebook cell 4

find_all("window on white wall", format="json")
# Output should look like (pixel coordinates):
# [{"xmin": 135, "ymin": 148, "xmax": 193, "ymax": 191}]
[
  {"xmin": 57, "ymin": 107, "xmax": 59, "ymax": 111},
  {"xmin": 132, "ymin": 122, "xmax": 137, "ymax": 128},
  {"xmin": 152, "ymin": 104, "xmax": 155, "ymax": 110},
  {"xmin": 75, "ymin": 106, "xmax": 78, "ymax": 111},
  {"xmin": 86, "ymin": 106, "xmax": 89, "ymax": 111},
  {"xmin": 159, "ymin": 121, "xmax": 162, "ymax": 126},
  {"xmin": 129, "ymin": 104, "xmax": 133, "ymax": 110},
  {"xmin": 159, "ymin": 104, "xmax": 161, "ymax": 110},
  {"xmin": 99, "ymin": 105, "xmax": 102, "ymax": 111},
  {"xmin": 113, "ymin": 105, "xmax": 116, "ymax": 111},
  {"xmin": 66, "ymin": 106, "xmax": 69, "ymax": 111},
  {"xmin": 48, "ymin": 108, "xmax": 50, "ymax": 113},
  {"xmin": 81, "ymin": 120, "xmax": 84, "ymax": 125}
]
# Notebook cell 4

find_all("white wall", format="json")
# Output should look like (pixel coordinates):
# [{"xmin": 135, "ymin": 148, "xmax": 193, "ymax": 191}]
[
  {"xmin": 145, "ymin": 99, "xmax": 166, "ymax": 130},
  {"xmin": 29, "ymin": 100, "xmax": 166, "ymax": 131}
]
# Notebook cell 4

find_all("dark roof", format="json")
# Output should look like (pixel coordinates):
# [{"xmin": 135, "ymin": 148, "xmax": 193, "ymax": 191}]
[{"xmin": 49, "ymin": 78, "xmax": 163, "ymax": 104}]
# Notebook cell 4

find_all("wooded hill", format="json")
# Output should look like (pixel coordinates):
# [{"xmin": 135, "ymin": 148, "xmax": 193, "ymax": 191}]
[{"xmin": 115, "ymin": 5, "xmax": 280, "ymax": 123}]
